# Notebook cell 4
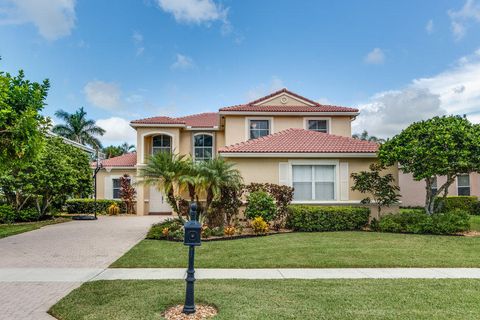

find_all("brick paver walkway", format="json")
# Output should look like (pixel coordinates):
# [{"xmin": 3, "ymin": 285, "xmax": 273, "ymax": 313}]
[{"xmin": 0, "ymin": 216, "xmax": 160, "ymax": 320}]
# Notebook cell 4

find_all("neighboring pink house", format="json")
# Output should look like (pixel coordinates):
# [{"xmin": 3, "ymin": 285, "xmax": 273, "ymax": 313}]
[{"xmin": 399, "ymin": 172, "xmax": 480, "ymax": 207}]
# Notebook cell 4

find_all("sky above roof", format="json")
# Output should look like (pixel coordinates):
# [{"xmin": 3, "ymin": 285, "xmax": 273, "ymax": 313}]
[{"xmin": 1, "ymin": 0, "xmax": 480, "ymax": 145}]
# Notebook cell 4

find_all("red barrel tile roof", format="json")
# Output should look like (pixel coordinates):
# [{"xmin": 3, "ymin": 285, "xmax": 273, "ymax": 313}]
[
  {"xmin": 218, "ymin": 129, "xmax": 378, "ymax": 154},
  {"xmin": 92, "ymin": 152, "xmax": 137, "ymax": 168},
  {"xmin": 220, "ymin": 88, "xmax": 358, "ymax": 113},
  {"xmin": 131, "ymin": 113, "xmax": 219, "ymax": 127}
]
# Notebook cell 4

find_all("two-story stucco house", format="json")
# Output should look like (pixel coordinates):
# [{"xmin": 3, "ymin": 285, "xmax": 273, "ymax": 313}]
[{"xmin": 95, "ymin": 88, "xmax": 397, "ymax": 216}]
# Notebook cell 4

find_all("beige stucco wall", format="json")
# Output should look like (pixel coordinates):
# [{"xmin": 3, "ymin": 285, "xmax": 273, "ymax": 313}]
[
  {"xmin": 399, "ymin": 172, "xmax": 480, "ymax": 207},
  {"xmin": 135, "ymin": 127, "xmax": 181, "ymax": 164},
  {"xmin": 95, "ymin": 169, "xmax": 137, "ymax": 200},
  {"xmin": 223, "ymin": 115, "xmax": 353, "ymax": 146},
  {"xmin": 225, "ymin": 157, "xmax": 398, "ymax": 204}
]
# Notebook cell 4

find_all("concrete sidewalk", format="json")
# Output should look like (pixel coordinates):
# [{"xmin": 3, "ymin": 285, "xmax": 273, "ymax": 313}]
[{"xmin": 2, "ymin": 268, "xmax": 480, "ymax": 282}]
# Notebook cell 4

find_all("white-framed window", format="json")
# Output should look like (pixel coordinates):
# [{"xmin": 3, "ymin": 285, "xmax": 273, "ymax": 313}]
[
  {"xmin": 112, "ymin": 178, "xmax": 121, "ymax": 199},
  {"xmin": 457, "ymin": 174, "xmax": 470, "ymax": 196},
  {"xmin": 249, "ymin": 119, "xmax": 270, "ymax": 139},
  {"xmin": 152, "ymin": 135, "xmax": 172, "ymax": 154},
  {"xmin": 193, "ymin": 133, "xmax": 214, "ymax": 161},
  {"xmin": 292, "ymin": 165, "xmax": 336, "ymax": 201},
  {"xmin": 304, "ymin": 117, "xmax": 330, "ymax": 133}
]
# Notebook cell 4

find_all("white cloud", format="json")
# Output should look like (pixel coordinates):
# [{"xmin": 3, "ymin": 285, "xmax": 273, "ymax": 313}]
[
  {"xmin": 132, "ymin": 31, "xmax": 144, "ymax": 56},
  {"xmin": 84, "ymin": 81, "xmax": 122, "ymax": 110},
  {"xmin": 0, "ymin": 0, "xmax": 76, "ymax": 40},
  {"xmin": 96, "ymin": 117, "xmax": 136, "ymax": 146},
  {"xmin": 426, "ymin": 19, "xmax": 434, "ymax": 34},
  {"xmin": 171, "ymin": 53, "xmax": 194, "ymax": 70},
  {"xmin": 448, "ymin": 0, "xmax": 480, "ymax": 40},
  {"xmin": 246, "ymin": 76, "xmax": 285, "ymax": 101},
  {"xmin": 156, "ymin": 0, "xmax": 227, "ymax": 24},
  {"xmin": 364, "ymin": 48, "xmax": 385, "ymax": 65},
  {"xmin": 354, "ymin": 49, "xmax": 480, "ymax": 138}
]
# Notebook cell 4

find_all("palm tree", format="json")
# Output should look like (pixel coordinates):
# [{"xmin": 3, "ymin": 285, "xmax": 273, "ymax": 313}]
[
  {"xmin": 352, "ymin": 130, "xmax": 385, "ymax": 143},
  {"xmin": 196, "ymin": 157, "xmax": 243, "ymax": 214},
  {"xmin": 120, "ymin": 142, "xmax": 135, "ymax": 154},
  {"xmin": 138, "ymin": 152, "xmax": 189, "ymax": 213},
  {"xmin": 52, "ymin": 107, "xmax": 105, "ymax": 149}
]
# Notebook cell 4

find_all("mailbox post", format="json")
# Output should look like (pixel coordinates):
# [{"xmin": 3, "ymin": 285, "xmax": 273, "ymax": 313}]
[{"xmin": 182, "ymin": 202, "xmax": 202, "ymax": 314}]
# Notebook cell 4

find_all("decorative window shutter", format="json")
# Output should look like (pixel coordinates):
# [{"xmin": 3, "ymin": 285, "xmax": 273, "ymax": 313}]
[
  {"xmin": 278, "ymin": 162, "xmax": 290, "ymax": 186},
  {"xmin": 339, "ymin": 162, "xmax": 349, "ymax": 200},
  {"xmin": 105, "ymin": 177, "xmax": 113, "ymax": 199}
]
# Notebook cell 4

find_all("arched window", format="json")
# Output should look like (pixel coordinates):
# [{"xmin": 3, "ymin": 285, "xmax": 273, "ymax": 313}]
[
  {"xmin": 152, "ymin": 135, "xmax": 172, "ymax": 154},
  {"xmin": 193, "ymin": 134, "xmax": 213, "ymax": 161}
]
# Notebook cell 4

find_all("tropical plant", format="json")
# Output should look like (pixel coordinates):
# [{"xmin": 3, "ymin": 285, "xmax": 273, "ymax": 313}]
[
  {"xmin": 196, "ymin": 158, "xmax": 243, "ymax": 224},
  {"xmin": 102, "ymin": 145, "xmax": 123, "ymax": 159},
  {"xmin": 138, "ymin": 151, "xmax": 189, "ymax": 213},
  {"xmin": 351, "ymin": 163, "xmax": 401, "ymax": 216},
  {"xmin": 120, "ymin": 174, "xmax": 136, "ymax": 214},
  {"xmin": 107, "ymin": 204, "xmax": 120, "ymax": 216},
  {"xmin": 352, "ymin": 130, "xmax": 385, "ymax": 143},
  {"xmin": 120, "ymin": 142, "xmax": 135, "ymax": 153},
  {"xmin": 251, "ymin": 216, "xmax": 269, "ymax": 234},
  {"xmin": 379, "ymin": 115, "xmax": 480, "ymax": 214},
  {"xmin": 52, "ymin": 107, "xmax": 105, "ymax": 149}
]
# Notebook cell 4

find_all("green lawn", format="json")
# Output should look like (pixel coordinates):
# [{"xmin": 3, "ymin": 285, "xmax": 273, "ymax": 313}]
[
  {"xmin": 0, "ymin": 218, "xmax": 70, "ymax": 239},
  {"xmin": 470, "ymin": 215, "xmax": 480, "ymax": 231},
  {"xmin": 50, "ymin": 279, "xmax": 480, "ymax": 320},
  {"xmin": 111, "ymin": 231, "xmax": 480, "ymax": 268}
]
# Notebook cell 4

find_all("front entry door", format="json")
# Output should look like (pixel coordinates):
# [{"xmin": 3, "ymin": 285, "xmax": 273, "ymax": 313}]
[{"xmin": 149, "ymin": 186, "xmax": 172, "ymax": 213}]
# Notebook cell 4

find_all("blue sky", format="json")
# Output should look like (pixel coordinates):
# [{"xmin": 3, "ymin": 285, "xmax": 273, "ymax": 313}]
[{"xmin": 1, "ymin": 0, "xmax": 480, "ymax": 145}]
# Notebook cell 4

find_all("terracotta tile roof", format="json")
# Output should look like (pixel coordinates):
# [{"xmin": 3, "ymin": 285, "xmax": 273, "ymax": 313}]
[
  {"xmin": 92, "ymin": 152, "xmax": 137, "ymax": 168},
  {"xmin": 130, "ymin": 116, "xmax": 185, "ymax": 125},
  {"xmin": 176, "ymin": 112, "xmax": 219, "ymax": 127},
  {"xmin": 219, "ymin": 88, "xmax": 358, "ymax": 113},
  {"xmin": 218, "ymin": 129, "xmax": 378, "ymax": 154},
  {"xmin": 131, "ymin": 113, "xmax": 219, "ymax": 128}
]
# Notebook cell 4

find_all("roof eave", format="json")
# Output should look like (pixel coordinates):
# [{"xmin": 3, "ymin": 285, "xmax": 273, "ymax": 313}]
[
  {"xmin": 218, "ymin": 152, "xmax": 377, "ymax": 158},
  {"xmin": 218, "ymin": 111, "xmax": 359, "ymax": 116},
  {"xmin": 130, "ymin": 123, "xmax": 186, "ymax": 128}
]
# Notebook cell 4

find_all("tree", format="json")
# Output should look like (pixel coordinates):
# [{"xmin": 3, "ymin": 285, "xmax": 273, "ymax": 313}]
[
  {"xmin": 0, "ymin": 137, "xmax": 93, "ymax": 216},
  {"xmin": 0, "ymin": 69, "xmax": 50, "ymax": 172},
  {"xmin": 102, "ymin": 142, "xmax": 135, "ymax": 159},
  {"xmin": 120, "ymin": 142, "xmax": 135, "ymax": 153},
  {"xmin": 196, "ymin": 158, "xmax": 243, "ymax": 220},
  {"xmin": 352, "ymin": 130, "xmax": 385, "ymax": 143},
  {"xmin": 351, "ymin": 163, "xmax": 400, "ymax": 216},
  {"xmin": 53, "ymin": 107, "xmax": 105, "ymax": 149},
  {"xmin": 379, "ymin": 115, "xmax": 480, "ymax": 214},
  {"xmin": 138, "ymin": 152, "xmax": 189, "ymax": 213}
]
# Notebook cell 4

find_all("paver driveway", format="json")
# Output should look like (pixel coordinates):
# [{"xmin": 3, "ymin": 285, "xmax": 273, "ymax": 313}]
[{"xmin": 0, "ymin": 216, "xmax": 160, "ymax": 320}]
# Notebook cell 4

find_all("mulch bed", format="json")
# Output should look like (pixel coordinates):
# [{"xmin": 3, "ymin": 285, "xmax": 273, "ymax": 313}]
[
  {"xmin": 163, "ymin": 305, "xmax": 217, "ymax": 320},
  {"xmin": 163, "ymin": 229, "xmax": 293, "ymax": 242}
]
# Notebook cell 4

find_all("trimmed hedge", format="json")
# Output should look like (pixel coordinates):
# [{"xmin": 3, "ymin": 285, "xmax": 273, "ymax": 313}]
[
  {"xmin": 65, "ymin": 199, "xmax": 127, "ymax": 214},
  {"xmin": 377, "ymin": 209, "xmax": 470, "ymax": 235},
  {"xmin": 0, "ymin": 205, "xmax": 41, "ymax": 223},
  {"xmin": 435, "ymin": 196, "xmax": 478, "ymax": 215},
  {"xmin": 286, "ymin": 205, "xmax": 370, "ymax": 232}
]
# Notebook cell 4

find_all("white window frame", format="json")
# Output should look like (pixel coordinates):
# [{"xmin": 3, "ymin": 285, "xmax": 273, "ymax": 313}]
[
  {"xmin": 304, "ymin": 117, "xmax": 331, "ymax": 134},
  {"xmin": 456, "ymin": 174, "xmax": 471, "ymax": 196},
  {"xmin": 245, "ymin": 117, "xmax": 273, "ymax": 140},
  {"xmin": 152, "ymin": 134, "xmax": 173, "ymax": 155},
  {"xmin": 288, "ymin": 159, "xmax": 340, "ymax": 203},
  {"xmin": 192, "ymin": 132, "xmax": 215, "ymax": 161},
  {"xmin": 112, "ymin": 178, "xmax": 121, "ymax": 199},
  {"xmin": 140, "ymin": 131, "xmax": 175, "ymax": 164}
]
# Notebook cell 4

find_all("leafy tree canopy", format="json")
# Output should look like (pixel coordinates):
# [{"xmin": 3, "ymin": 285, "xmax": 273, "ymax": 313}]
[
  {"xmin": 0, "ymin": 69, "xmax": 50, "ymax": 170},
  {"xmin": 379, "ymin": 115, "xmax": 480, "ymax": 213}
]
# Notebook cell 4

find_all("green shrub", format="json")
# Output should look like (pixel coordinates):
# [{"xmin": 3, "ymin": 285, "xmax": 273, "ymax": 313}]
[
  {"xmin": 244, "ymin": 191, "xmax": 276, "ymax": 222},
  {"xmin": 17, "ymin": 208, "xmax": 40, "ymax": 222},
  {"xmin": 146, "ymin": 217, "xmax": 185, "ymax": 240},
  {"xmin": 378, "ymin": 209, "xmax": 470, "ymax": 235},
  {"xmin": 285, "ymin": 206, "xmax": 370, "ymax": 232},
  {"xmin": 65, "ymin": 199, "xmax": 126, "ymax": 214},
  {"xmin": 435, "ymin": 196, "xmax": 478, "ymax": 215},
  {"xmin": 0, "ymin": 204, "xmax": 16, "ymax": 224}
]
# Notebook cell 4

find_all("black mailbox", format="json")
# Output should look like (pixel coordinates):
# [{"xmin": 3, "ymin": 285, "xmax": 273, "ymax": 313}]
[{"xmin": 184, "ymin": 203, "xmax": 202, "ymax": 246}]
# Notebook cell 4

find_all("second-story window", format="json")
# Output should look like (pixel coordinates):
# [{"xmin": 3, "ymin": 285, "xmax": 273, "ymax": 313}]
[
  {"xmin": 307, "ymin": 119, "xmax": 328, "ymax": 133},
  {"xmin": 249, "ymin": 119, "xmax": 270, "ymax": 139},
  {"xmin": 152, "ymin": 135, "xmax": 172, "ymax": 154},
  {"xmin": 194, "ymin": 134, "xmax": 213, "ymax": 161}
]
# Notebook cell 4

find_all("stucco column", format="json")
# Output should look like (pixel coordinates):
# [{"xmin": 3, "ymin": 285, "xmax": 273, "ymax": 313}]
[{"xmin": 136, "ymin": 169, "xmax": 145, "ymax": 216}]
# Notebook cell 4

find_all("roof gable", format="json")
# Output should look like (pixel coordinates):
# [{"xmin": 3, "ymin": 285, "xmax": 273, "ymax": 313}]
[{"xmin": 249, "ymin": 88, "xmax": 317, "ymax": 106}]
